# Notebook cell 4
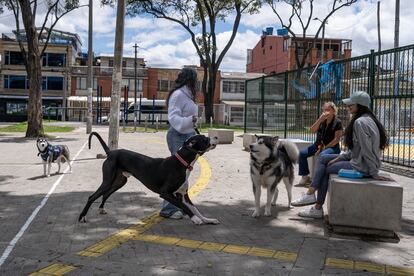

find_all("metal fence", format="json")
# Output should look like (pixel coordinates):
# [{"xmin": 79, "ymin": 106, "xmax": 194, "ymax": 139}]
[{"xmin": 245, "ymin": 44, "xmax": 414, "ymax": 168}]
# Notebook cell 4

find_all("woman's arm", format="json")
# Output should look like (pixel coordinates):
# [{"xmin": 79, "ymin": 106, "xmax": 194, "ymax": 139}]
[
  {"xmin": 353, "ymin": 120, "xmax": 380, "ymax": 177},
  {"xmin": 168, "ymin": 92, "xmax": 194, "ymax": 133},
  {"xmin": 310, "ymin": 113, "xmax": 327, "ymax": 133}
]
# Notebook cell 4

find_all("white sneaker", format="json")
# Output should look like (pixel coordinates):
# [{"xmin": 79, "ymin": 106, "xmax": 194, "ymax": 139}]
[
  {"xmin": 169, "ymin": 211, "xmax": 184, "ymax": 219},
  {"xmin": 291, "ymin": 193, "xmax": 316, "ymax": 206},
  {"xmin": 298, "ymin": 206, "xmax": 323, "ymax": 219},
  {"xmin": 299, "ymin": 175, "xmax": 311, "ymax": 185}
]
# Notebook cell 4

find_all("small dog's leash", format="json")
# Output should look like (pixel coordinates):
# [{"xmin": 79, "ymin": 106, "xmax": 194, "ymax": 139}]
[{"xmin": 194, "ymin": 127, "xmax": 200, "ymax": 135}]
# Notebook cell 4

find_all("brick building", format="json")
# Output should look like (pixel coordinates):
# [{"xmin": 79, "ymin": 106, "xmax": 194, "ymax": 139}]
[{"xmin": 246, "ymin": 31, "xmax": 352, "ymax": 74}]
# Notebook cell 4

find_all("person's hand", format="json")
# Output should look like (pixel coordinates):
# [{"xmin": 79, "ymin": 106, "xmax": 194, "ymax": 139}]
[
  {"xmin": 372, "ymin": 175, "xmax": 394, "ymax": 181},
  {"xmin": 315, "ymin": 149, "xmax": 321, "ymax": 156},
  {"xmin": 327, "ymin": 157, "xmax": 340, "ymax": 166},
  {"xmin": 319, "ymin": 112, "xmax": 329, "ymax": 121}
]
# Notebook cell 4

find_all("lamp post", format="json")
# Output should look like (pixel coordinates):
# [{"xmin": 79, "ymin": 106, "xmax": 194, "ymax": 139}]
[
  {"xmin": 86, "ymin": 0, "xmax": 93, "ymax": 134},
  {"xmin": 314, "ymin": 17, "xmax": 327, "ymax": 63}
]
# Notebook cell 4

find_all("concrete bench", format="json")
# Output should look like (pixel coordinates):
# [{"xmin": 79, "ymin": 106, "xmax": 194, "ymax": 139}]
[
  {"xmin": 243, "ymin": 133, "xmax": 315, "ymax": 177},
  {"xmin": 208, "ymin": 129, "xmax": 234, "ymax": 144},
  {"xmin": 327, "ymin": 174, "xmax": 402, "ymax": 234}
]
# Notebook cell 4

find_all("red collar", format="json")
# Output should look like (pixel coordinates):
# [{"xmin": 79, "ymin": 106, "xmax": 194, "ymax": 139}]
[{"xmin": 174, "ymin": 152, "xmax": 193, "ymax": 171}]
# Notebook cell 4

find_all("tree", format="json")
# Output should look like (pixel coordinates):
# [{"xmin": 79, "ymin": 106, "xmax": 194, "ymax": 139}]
[
  {"xmin": 127, "ymin": 0, "xmax": 261, "ymax": 122},
  {"xmin": 0, "ymin": 0, "xmax": 84, "ymax": 137},
  {"xmin": 108, "ymin": 0, "xmax": 126, "ymax": 150},
  {"xmin": 267, "ymin": 0, "xmax": 357, "ymax": 70}
]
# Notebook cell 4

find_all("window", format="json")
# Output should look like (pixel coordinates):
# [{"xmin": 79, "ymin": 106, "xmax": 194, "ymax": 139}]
[
  {"xmin": 158, "ymin": 80, "xmax": 170, "ymax": 91},
  {"xmin": 121, "ymin": 79, "xmax": 143, "ymax": 91},
  {"xmin": 47, "ymin": 77, "xmax": 64, "ymax": 90},
  {"xmin": 6, "ymin": 102, "xmax": 27, "ymax": 115},
  {"xmin": 4, "ymin": 75, "xmax": 27, "ymax": 89},
  {"xmin": 122, "ymin": 60, "xmax": 127, "ymax": 67},
  {"xmin": 76, "ymin": 77, "xmax": 97, "ymax": 90},
  {"xmin": 222, "ymin": 81, "xmax": 245, "ymax": 94},
  {"xmin": 230, "ymin": 106, "xmax": 244, "ymax": 123},
  {"xmin": 76, "ymin": 77, "xmax": 87, "ymax": 90},
  {"xmin": 4, "ymin": 51, "xmax": 25, "ymax": 65},
  {"xmin": 42, "ymin": 53, "xmax": 66, "ymax": 67}
]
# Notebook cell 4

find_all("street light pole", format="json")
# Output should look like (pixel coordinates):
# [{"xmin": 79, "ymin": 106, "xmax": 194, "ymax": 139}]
[
  {"xmin": 133, "ymin": 43, "xmax": 138, "ymax": 132},
  {"xmin": 86, "ymin": 0, "xmax": 93, "ymax": 134}
]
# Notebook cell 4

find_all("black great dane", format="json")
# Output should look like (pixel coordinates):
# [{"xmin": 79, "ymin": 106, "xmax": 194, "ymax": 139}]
[{"xmin": 78, "ymin": 132, "xmax": 219, "ymax": 225}]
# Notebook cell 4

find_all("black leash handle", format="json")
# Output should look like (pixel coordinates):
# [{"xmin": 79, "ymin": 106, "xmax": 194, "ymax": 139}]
[{"xmin": 194, "ymin": 127, "xmax": 200, "ymax": 135}]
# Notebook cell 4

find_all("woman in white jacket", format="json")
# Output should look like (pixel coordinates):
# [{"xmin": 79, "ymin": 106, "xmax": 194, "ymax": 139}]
[{"xmin": 159, "ymin": 67, "xmax": 199, "ymax": 219}]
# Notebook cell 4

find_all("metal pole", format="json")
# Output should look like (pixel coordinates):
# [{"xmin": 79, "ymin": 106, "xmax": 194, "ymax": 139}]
[
  {"xmin": 377, "ymin": 1, "xmax": 381, "ymax": 52},
  {"xmin": 86, "ymin": 0, "xmax": 93, "ymax": 133},
  {"xmin": 321, "ymin": 23, "xmax": 325, "ymax": 63},
  {"xmin": 133, "ymin": 43, "xmax": 138, "ymax": 132},
  {"xmin": 394, "ymin": 0, "xmax": 400, "ymax": 48}
]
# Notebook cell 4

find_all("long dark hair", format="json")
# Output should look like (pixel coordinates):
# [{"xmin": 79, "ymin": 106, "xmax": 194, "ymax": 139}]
[
  {"xmin": 344, "ymin": 104, "xmax": 389, "ymax": 150},
  {"xmin": 166, "ymin": 67, "xmax": 198, "ymax": 107}
]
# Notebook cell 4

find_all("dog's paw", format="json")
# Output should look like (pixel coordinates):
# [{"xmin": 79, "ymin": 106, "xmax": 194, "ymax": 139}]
[
  {"xmin": 98, "ymin": 208, "xmax": 107, "ymax": 215},
  {"xmin": 252, "ymin": 210, "xmax": 260, "ymax": 217},
  {"xmin": 79, "ymin": 216, "xmax": 87, "ymax": 223},
  {"xmin": 191, "ymin": 216, "xmax": 203, "ymax": 225},
  {"xmin": 288, "ymin": 204, "xmax": 294, "ymax": 209},
  {"xmin": 264, "ymin": 209, "xmax": 272, "ymax": 217}
]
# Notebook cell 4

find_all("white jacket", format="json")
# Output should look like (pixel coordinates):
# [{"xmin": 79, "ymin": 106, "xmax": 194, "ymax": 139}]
[{"xmin": 168, "ymin": 85, "xmax": 198, "ymax": 134}]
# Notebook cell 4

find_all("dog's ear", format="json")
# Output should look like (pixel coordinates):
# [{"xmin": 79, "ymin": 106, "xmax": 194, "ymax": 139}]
[{"xmin": 272, "ymin": 136, "xmax": 279, "ymax": 145}]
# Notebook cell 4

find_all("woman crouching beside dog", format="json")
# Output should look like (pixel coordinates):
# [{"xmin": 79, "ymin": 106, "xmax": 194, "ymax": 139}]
[
  {"xmin": 297, "ymin": 102, "xmax": 343, "ymax": 186},
  {"xmin": 159, "ymin": 67, "xmax": 199, "ymax": 219},
  {"xmin": 291, "ymin": 91, "xmax": 392, "ymax": 218}
]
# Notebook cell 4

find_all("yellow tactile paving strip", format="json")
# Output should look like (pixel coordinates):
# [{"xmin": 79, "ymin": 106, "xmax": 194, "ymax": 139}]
[
  {"xmin": 28, "ymin": 263, "xmax": 77, "ymax": 276},
  {"xmin": 325, "ymin": 258, "xmax": 414, "ymax": 275},
  {"xmin": 30, "ymin": 156, "xmax": 211, "ymax": 275},
  {"xmin": 132, "ymin": 233, "xmax": 297, "ymax": 262}
]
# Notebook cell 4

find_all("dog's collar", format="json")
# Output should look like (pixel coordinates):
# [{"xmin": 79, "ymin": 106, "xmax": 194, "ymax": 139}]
[
  {"xmin": 37, "ymin": 144, "xmax": 49, "ymax": 156},
  {"xmin": 174, "ymin": 152, "xmax": 193, "ymax": 171}
]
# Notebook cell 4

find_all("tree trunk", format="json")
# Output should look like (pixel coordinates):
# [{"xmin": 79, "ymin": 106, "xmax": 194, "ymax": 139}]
[
  {"xmin": 108, "ymin": 0, "xmax": 126, "ymax": 150},
  {"xmin": 204, "ymin": 67, "xmax": 216, "ymax": 123},
  {"xmin": 26, "ymin": 55, "xmax": 43, "ymax": 137},
  {"xmin": 21, "ymin": 12, "xmax": 43, "ymax": 137}
]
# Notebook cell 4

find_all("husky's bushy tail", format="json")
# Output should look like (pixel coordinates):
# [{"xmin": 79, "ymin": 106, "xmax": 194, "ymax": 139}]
[
  {"xmin": 89, "ymin": 132, "xmax": 110, "ymax": 154},
  {"xmin": 278, "ymin": 140, "xmax": 299, "ymax": 164}
]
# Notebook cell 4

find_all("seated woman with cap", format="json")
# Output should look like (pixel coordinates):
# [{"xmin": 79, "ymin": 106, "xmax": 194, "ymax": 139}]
[{"xmin": 291, "ymin": 91, "xmax": 391, "ymax": 218}]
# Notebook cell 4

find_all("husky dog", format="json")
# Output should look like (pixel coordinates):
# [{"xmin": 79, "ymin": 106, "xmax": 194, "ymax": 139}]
[
  {"xmin": 249, "ymin": 135, "xmax": 299, "ymax": 217},
  {"xmin": 36, "ymin": 137, "xmax": 71, "ymax": 177}
]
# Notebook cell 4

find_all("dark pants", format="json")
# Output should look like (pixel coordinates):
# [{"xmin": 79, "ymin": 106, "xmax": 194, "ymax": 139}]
[
  {"xmin": 298, "ymin": 143, "xmax": 340, "ymax": 176},
  {"xmin": 310, "ymin": 154, "xmax": 353, "ymax": 205}
]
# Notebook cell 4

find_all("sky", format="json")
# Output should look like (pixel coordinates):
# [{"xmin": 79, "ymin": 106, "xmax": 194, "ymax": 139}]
[{"xmin": 0, "ymin": 0, "xmax": 412, "ymax": 72}]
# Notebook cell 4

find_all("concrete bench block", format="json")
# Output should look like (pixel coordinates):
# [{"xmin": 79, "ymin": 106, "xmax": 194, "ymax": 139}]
[
  {"xmin": 208, "ymin": 129, "xmax": 234, "ymax": 144},
  {"xmin": 327, "ymin": 175, "xmax": 402, "ymax": 231}
]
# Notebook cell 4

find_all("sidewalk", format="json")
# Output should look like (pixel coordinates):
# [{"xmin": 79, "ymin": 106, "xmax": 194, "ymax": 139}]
[{"xmin": 0, "ymin": 126, "xmax": 413, "ymax": 275}]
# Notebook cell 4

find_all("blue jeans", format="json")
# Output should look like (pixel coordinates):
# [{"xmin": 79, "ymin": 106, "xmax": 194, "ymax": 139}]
[
  {"xmin": 298, "ymin": 143, "xmax": 340, "ymax": 176},
  {"xmin": 159, "ymin": 127, "xmax": 196, "ymax": 217},
  {"xmin": 310, "ymin": 154, "xmax": 353, "ymax": 205}
]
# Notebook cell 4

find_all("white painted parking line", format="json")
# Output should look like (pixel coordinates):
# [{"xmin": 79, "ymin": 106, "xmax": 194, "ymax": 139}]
[{"xmin": 0, "ymin": 141, "xmax": 88, "ymax": 267}]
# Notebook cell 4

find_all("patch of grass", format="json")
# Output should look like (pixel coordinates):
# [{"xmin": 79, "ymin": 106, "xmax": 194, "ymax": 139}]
[
  {"xmin": 122, "ymin": 123, "xmax": 244, "ymax": 133},
  {"xmin": 0, "ymin": 122, "xmax": 75, "ymax": 133}
]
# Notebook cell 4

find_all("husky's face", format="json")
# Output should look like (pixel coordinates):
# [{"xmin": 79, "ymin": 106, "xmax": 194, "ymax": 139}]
[
  {"xmin": 184, "ymin": 134, "xmax": 218, "ymax": 155},
  {"xmin": 249, "ymin": 135, "xmax": 279, "ymax": 161},
  {"xmin": 36, "ymin": 137, "xmax": 49, "ymax": 152}
]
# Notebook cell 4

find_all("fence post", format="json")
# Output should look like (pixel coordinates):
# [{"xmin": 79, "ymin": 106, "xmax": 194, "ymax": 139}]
[
  {"xmin": 368, "ymin": 49, "xmax": 376, "ymax": 110},
  {"xmin": 316, "ymin": 67, "xmax": 322, "ymax": 118},
  {"xmin": 261, "ymin": 76, "xmax": 265, "ymax": 134},
  {"xmin": 284, "ymin": 72, "xmax": 288, "ymax": 139},
  {"xmin": 244, "ymin": 79, "xmax": 247, "ymax": 133}
]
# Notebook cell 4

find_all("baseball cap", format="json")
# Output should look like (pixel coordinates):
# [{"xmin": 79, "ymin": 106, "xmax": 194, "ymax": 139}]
[{"xmin": 342, "ymin": 91, "xmax": 371, "ymax": 108}]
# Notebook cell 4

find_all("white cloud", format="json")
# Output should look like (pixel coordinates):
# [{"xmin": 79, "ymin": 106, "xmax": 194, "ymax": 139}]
[{"xmin": 1, "ymin": 0, "xmax": 413, "ymax": 71}]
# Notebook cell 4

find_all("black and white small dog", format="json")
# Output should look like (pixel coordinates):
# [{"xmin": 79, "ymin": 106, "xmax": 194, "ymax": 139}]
[
  {"xmin": 78, "ymin": 132, "xmax": 218, "ymax": 225},
  {"xmin": 249, "ymin": 135, "xmax": 299, "ymax": 217},
  {"xmin": 36, "ymin": 137, "xmax": 71, "ymax": 177}
]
